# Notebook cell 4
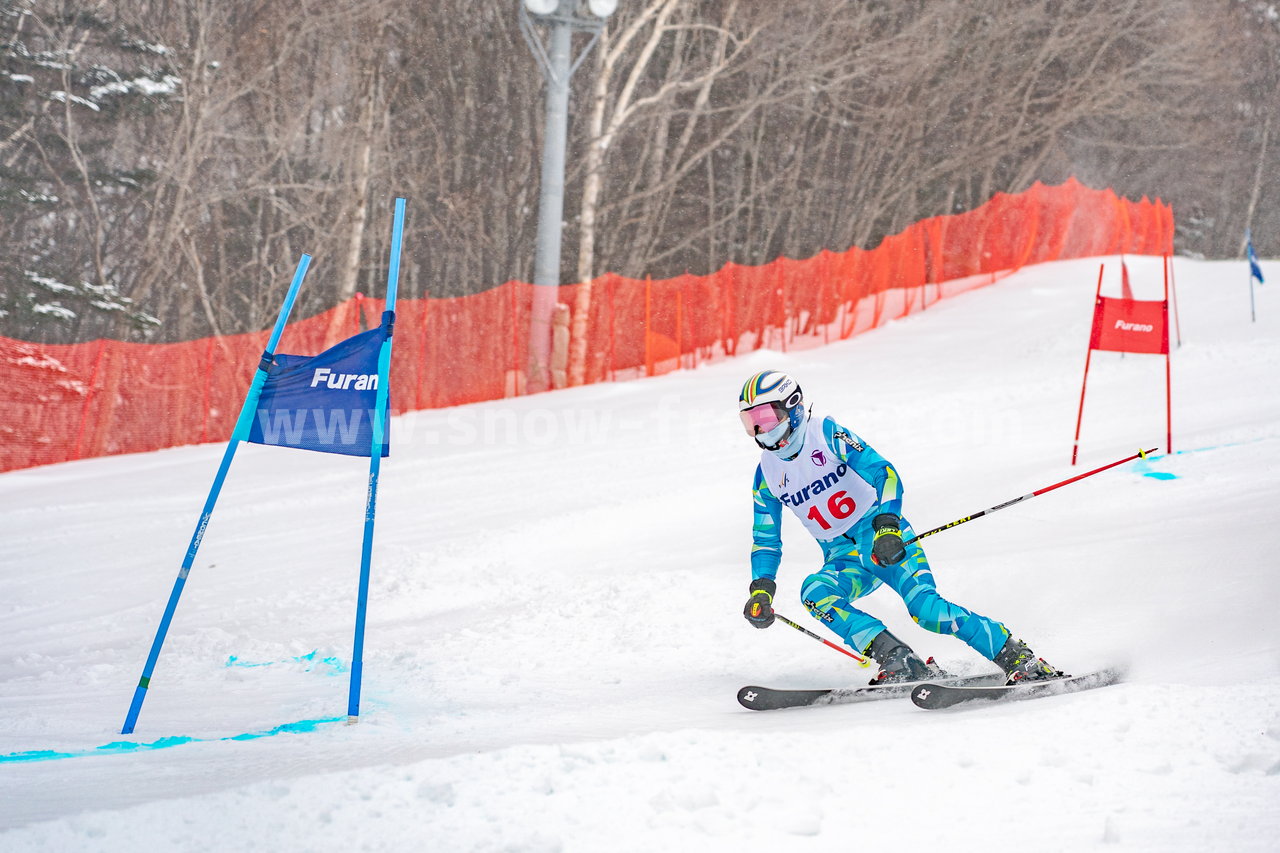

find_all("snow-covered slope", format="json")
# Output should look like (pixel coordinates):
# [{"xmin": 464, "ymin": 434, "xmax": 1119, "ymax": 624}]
[{"xmin": 2, "ymin": 256, "xmax": 1277, "ymax": 852}]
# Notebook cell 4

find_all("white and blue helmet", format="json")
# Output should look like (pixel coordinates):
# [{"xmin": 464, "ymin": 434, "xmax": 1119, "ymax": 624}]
[{"xmin": 738, "ymin": 370, "xmax": 808, "ymax": 456}]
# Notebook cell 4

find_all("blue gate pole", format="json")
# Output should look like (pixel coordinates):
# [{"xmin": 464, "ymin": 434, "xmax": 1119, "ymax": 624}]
[
  {"xmin": 347, "ymin": 198, "xmax": 405, "ymax": 722},
  {"xmin": 121, "ymin": 254, "xmax": 311, "ymax": 735},
  {"xmin": 1251, "ymin": 266, "xmax": 1258, "ymax": 323}
]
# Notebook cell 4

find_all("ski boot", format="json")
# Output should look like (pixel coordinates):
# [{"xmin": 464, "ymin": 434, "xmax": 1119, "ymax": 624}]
[
  {"xmin": 866, "ymin": 630, "xmax": 944, "ymax": 685},
  {"xmin": 994, "ymin": 637, "xmax": 1065, "ymax": 685}
]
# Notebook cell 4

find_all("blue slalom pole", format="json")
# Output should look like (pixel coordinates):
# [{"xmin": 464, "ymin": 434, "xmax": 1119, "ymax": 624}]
[
  {"xmin": 347, "ymin": 198, "xmax": 405, "ymax": 722},
  {"xmin": 121, "ymin": 255, "xmax": 311, "ymax": 735},
  {"xmin": 1251, "ymin": 267, "xmax": 1258, "ymax": 323}
]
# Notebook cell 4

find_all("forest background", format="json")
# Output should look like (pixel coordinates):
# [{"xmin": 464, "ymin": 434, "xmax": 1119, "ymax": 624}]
[{"xmin": 1, "ymin": 0, "xmax": 1274, "ymax": 346}]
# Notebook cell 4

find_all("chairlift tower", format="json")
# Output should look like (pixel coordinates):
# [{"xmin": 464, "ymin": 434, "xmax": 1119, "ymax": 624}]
[{"xmin": 519, "ymin": 0, "xmax": 617, "ymax": 391}]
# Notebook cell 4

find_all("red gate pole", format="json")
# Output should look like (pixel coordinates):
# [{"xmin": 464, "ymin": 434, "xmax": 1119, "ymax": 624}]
[
  {"xmin": 1165, "ymin": 336, "xmax": 1172, "ymax": 454},
  {"xmin": 1163, "ymin": 269, "xmax": 1173, "ymax": 454},
  {"xmin": 1071, "ymin": 263, "xmax": 1106, "ymax": 466}
]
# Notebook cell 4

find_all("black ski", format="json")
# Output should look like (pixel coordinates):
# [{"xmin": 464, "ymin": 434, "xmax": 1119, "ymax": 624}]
[
  {"xmin": 909, "ymin": 667, "xmax": 1125, "ymax": 710},
  {"xmin": 737, "ymin": 672, "xmax": 1005, "ymax": 711}
]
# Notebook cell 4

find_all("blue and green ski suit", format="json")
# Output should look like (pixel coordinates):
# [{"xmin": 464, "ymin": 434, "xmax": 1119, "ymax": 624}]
[{"xmin": 751, "ymin": 413, "xmax": 1011, "ymax": 660}]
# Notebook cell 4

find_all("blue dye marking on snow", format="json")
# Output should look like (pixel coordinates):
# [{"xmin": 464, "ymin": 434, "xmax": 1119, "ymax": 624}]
[
  {"xmin": 226, "ymin": 650, "xmax": 348, "ymax": 674},
  {"xmin": 0, "ymin": 717, "xmax": 345, "ymax": 764},
  {"xmin": 226, "ymin": 717, "xmax": 340, "ymax": 741},
  {"xmin": 1129, "ymin": 437, "xmax": 1274, "ymax": 481},
  {"xmin": 1130, "ymin": 452, "xmax": 1178, "ymax": 481}
]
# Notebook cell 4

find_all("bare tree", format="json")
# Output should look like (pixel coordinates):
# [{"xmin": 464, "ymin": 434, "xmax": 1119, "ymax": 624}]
[{"xmin": 0, "ymin": 0, "xmax": 1271, "ymax": 349}]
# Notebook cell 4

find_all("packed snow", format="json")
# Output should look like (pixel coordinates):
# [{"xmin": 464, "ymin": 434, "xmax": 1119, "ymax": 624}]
[{"xmin": 1, "ymin": 255, "xmax": 1277, "ymax": 851}]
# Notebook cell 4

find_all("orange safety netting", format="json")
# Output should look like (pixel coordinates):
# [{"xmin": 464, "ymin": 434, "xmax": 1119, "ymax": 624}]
[{"xmin": 0, "ymin": 177, "xmax": 1173, "ymax": 473}]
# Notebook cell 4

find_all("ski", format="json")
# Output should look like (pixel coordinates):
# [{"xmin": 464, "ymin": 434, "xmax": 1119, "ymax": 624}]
[
  {"xmin": 737, "ymin": 672, "xmax": 1005, "ymax": 711},
  {"xmin": 909, "ymin": 667, "xmax": 1126, "ymax": 711}
]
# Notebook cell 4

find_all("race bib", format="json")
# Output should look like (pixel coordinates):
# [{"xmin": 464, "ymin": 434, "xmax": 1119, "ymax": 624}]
[{"xmin": 759, "ymin": 419, "xmax": 877, "ymax": 540}]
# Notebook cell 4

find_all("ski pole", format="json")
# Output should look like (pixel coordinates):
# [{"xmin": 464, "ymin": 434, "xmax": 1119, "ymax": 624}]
[
  {"xmin": 903, "ymin": 447, "xmax": 1158, "ymax": 547},
  {"xmin": 774, "ymin": 611, "xmax": 871, "ymax": 667}
]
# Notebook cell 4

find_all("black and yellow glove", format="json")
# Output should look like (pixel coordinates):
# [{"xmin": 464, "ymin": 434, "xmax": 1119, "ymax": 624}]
[
  {"xmin": 871, "ymin": 513, "xmax": 907, "ymax": 566},
  {"xmin": 743, "ymin": 578, "xmax": 777, "ymax": 628}
]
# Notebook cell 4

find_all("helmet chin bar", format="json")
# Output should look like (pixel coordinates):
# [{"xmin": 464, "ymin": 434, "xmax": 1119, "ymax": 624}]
[
  {"xmin": 755, "ymin": 431, "xmax": 791, "ymax": 452},
  {"xmin": 759, "ymin": 408, "xmax": 809, "ymax": 458}
]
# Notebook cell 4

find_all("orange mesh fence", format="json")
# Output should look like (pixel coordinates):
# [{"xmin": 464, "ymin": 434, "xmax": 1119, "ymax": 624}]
[{"xmin": 0, "ymin": 177, "xmax": 1173, "ymax": 473}]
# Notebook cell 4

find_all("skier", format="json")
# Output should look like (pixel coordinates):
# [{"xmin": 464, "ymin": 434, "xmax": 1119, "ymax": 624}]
[{"xmin": 737, "ymin": 369, "xmax": 1062, "ymax": 685}]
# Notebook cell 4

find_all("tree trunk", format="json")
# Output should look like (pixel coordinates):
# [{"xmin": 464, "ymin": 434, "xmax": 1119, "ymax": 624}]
[
  {"xmin": 1240, "ymin": 113, "xmax": 1271, "ymax": 256},
  {"xmin": 327, "ymin": 64, "xmax": 380, "ymax": 346}
]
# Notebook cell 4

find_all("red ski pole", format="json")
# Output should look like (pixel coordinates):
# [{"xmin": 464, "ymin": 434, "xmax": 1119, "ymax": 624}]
[
  {"xmin": 774, "ymin": 611, "xmax": 871, "ymax": 666},
  {"xmin": 903, "ymin": 447, "xmax": 1158, "ymax": 547}
]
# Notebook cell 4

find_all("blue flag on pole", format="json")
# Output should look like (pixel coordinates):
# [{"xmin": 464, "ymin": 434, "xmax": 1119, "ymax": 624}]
[
  {"xmin": 1247, "ymin": 230, "xmax": 1265, "ymax": 285},
  {"xmin": 246, "ymin": 324, "xmax": 390, "ymax": 457}
]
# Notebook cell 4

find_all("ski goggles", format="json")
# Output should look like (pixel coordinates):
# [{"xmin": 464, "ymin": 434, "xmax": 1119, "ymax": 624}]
[{"xmin": 739, "ymin": 402, "xmax": 789, "ymax": 439}]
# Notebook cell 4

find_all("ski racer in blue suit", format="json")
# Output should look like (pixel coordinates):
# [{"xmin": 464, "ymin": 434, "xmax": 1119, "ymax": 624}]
[{"xmin": 738, "ymin": 370, "xmax": 1060, "ymax": 685}]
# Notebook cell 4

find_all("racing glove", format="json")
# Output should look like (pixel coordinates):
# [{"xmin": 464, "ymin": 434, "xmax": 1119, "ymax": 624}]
[
  {"xmin": 871, "ymin": 513, "xmax": 907, "ymax": 566},
  {"xmin": 743, "ymin": 578, "xmax": 777, "ymax": 629}
]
